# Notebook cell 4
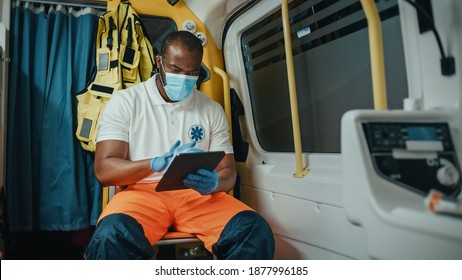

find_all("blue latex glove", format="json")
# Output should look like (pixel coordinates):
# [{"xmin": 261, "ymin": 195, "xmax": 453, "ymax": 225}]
[
  {"xmin": 150, "ymin": 140, "xmax": 201, "ymax": 173},
  {"xmin": 183, "ymin": 168, "xmax": 219, "ymax": 195},
  {"xmin": 175, "ymin": 141, "xmax": 203, "ymax": 154}
]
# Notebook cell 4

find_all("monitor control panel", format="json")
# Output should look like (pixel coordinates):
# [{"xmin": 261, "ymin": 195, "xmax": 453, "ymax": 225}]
[{"xmin": 363, "ymin": 122, "xmax": 461, "ymax": 197}]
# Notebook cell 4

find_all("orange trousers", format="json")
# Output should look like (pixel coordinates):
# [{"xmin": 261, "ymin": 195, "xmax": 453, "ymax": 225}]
[{"xmin": 98, "ymin": 182, "xmax": 253, "ymax": 252}]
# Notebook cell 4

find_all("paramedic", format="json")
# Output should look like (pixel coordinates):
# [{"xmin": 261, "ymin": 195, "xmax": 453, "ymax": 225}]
[{"xmin": 85, "ymin": 31, "xmax": 275, "ymax": 260}]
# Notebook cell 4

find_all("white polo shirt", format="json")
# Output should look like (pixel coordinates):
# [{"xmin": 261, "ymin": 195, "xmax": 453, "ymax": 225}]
[{"xmin": 97, "ymin": 74, "xmax": 234, "ymax": 182}]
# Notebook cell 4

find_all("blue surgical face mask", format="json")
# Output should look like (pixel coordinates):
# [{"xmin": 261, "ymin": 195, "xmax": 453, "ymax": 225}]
[{"xmin": 160, "ymin": 62, "xmax": 199, "ymax": 101}]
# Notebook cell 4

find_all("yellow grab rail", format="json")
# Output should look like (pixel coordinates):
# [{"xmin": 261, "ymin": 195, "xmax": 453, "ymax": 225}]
[
  {"xmin": 102, "ymin": 186, "xmax": 109, "ymax": 209},
  {"xmin": 360, "ymin": 0, "xmax": 388, "ymax": 110},
  {"xmin": 213, "ymin": 66, "xmax": 233, "ymax": 144},
  {"xmin": 213, "ymin": 66, "xmax": 235, "ymax": 196},
  {"xmin": 281, "ymin": 0, "xmax": 308, "ymax": 178}
]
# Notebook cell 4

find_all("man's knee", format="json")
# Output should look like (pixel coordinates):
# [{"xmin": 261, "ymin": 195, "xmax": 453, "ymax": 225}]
[
  {"xmin": 213, "ymin": 210, "xmax": 275, "ymax": 260},
  {"xmin": 85, "ymin": 213, "xmax": 154, "ymax": 260}
]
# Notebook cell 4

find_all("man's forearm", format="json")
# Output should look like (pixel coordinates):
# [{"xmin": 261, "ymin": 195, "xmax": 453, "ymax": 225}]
[
  {"xmin": 95, "ymin": 157, "xmax": 153, "ymax": 187},
  {"xmin": 216, "ymin": 166, "xmax": 237, "ymax": 193}
]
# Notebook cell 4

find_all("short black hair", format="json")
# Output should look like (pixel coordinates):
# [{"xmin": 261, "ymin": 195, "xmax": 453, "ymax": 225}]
[{"xmin": 160, "ymin": 31, "xmax": 203, "ymax": 57}]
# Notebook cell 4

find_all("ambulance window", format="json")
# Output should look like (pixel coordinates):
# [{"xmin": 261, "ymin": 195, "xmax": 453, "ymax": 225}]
[
  {"xmin": 139, "ymin": 15, "xmax": 177, "ymax": 56},
  {"xmin": 241, "ymin": 0, "xmax": 408, "ymax": 153}
]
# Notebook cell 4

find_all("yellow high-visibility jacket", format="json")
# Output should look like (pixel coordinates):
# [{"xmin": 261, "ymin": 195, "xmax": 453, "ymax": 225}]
[{"xmin": 76, "ymin": 0, "xmax": 155, "ymax": 152}]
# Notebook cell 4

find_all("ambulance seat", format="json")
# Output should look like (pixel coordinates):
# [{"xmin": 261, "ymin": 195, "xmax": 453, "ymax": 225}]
[{"xmin": 155, "ymin": 231, "xmax": 209, "ymax": 260}]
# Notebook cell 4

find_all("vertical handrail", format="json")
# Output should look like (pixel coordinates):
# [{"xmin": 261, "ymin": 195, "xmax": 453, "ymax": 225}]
[
  {"xmin": 213, "ymin": 66, "xmax": 233, "ymax": 144},
  {"xmin": 281, "ymin": 0, "xmax": 308, "ymax": 178},
  {"xmin": 102, "ymin": 186, "xmax": 109, "ymax": 209},
  {"xmin": 360, "ymin": 0, "xmax": 388, "ymax": 110},
  {"xmin": 213, "ymin": 66, "xmax": 235, "ymax": 197}
]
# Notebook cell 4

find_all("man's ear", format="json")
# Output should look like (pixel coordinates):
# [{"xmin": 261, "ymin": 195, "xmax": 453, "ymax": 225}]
[{"xmin": 155, "ymin": 55, "xmax": 162, "ymax": 70}]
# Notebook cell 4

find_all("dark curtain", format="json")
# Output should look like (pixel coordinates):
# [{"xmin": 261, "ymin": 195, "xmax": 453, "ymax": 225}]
[{"xmin": 7, "ymin": 1, "xmax": 102, "ymax": 235}]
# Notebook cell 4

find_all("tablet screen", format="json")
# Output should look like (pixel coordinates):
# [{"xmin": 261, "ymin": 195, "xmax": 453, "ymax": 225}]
[{"xmin": 156, "ymin": 151, "xmax": 225, "ymax": 192}]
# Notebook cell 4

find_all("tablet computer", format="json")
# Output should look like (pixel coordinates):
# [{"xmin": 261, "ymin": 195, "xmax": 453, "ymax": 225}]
[{"xmin": 156, "ymin": 151, "xmax": 225, "ymax": 192}]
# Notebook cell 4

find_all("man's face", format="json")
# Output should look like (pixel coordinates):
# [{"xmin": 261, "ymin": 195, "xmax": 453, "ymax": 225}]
[{"xmin": 157, "ymin": 44, "xmax": 202, "ymax": 80}]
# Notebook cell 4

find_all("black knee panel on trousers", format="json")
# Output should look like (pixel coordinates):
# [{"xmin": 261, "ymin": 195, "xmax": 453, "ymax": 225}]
[
  {"xmin": 212, "ymin": 210, "xmax": 275, "ymax": 259},
  {"xmin": 85, "ymin": 213, "xmax": 154, "ymax": 260}
]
